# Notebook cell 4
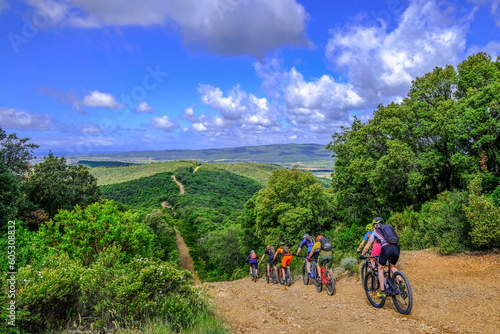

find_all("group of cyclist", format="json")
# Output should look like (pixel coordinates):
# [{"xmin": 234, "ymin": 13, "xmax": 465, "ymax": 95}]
[{"xmin": 245, "ymin": 217, "xmax": 401, "ymax": 297}]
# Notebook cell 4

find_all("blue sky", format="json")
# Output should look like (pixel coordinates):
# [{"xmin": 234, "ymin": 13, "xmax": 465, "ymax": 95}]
[{"xmin": 0, "ymin": 0, "xmax": 499, "ymax": 157}]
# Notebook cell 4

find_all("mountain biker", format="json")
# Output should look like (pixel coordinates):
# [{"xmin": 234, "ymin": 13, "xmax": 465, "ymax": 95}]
[
  {"xmin": 246, "ymin": 250, "xmax": 259, "ymax": 276},
  {"xmin": 309, "ymin": 235, "xmax": 333, "ymax": 281},
  {"xmin": 273, "ymin": 242, "xmax": 293, "ymax": 280},
  {"xmin": 360, "ymin": 217, "xmax": 401, "ymax": 297},
  {"xmin": 296, "ymin": 233, "xmax": 318, "ymax": 278},
  {"xmin": 356, "ymin": 223, "xmax": 381, "ymax": 269},
  {"xmin": 260, "ymin": 245, "xmax": 277, "ymax": 278}
]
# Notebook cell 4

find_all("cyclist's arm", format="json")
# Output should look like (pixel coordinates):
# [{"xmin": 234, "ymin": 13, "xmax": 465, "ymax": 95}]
[
  {"xmin": 308, "ymin": 242, "xmax": 321, "ymax": 259},
  {"xmin": 296, "ymin": 246, "xmax": 302, "ymax": 256},
  {"xmin": 273, "ymin": 248, "xmax": 281, "ymax": 261},
  {"xmin": 361, "ymin": 234, "xmax": 375, "ymax": 256},
  {"xmin": 245, "ymin": 255, "xmax": 251, "ymax": 263},
  {"xmin": 357, "ymin": 240, "xmax": 366, "ymax": 252},
  {"xmin": 260, "ymin": 253, "xmax": 266, "ymax": 262}
]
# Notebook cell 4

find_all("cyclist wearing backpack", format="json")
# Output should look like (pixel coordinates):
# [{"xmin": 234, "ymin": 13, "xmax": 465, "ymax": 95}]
[
  {"xmin": 273, "ymin": 242, "xmax": 293, "ymax": 280},
  {"xmin": 296, "ymin": 233, "xmax": 318, "ymax": 278},
  {"xmin": 360, "ymin": 217, "xmax": 401, "ymax": 297},
  {"xmin": 260, "ymin": 245, "xmax": 277, "ymax": 278},
  {"xmin": 246, "ymin": 250, "xmax": 259, "ymax": 276},
  {"xmin": 308, "ymin": 235, "xmax": 333, "ymax": 281}
]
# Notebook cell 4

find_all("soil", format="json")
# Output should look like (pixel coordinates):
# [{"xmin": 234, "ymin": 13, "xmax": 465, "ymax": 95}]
[
  {"xmin": 171, "ymin": 175, "xmax": 185, "ymax": 194},
  {"xmin": 174, "ymin": 227, "xmax": 200, "ymax": 284},
  {"xmin": 202, "ymin": 250, "xmax": 500, "ymax": 334}
]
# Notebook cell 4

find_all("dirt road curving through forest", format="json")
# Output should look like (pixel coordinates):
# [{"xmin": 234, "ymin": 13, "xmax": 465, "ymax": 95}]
[
  {"xmin": 171, "ymin": 175, "xmax": 185, "ymax": 194},
  {"xmin": 205, "ymin": 250, "xmax": 499, "ymax": 334}
]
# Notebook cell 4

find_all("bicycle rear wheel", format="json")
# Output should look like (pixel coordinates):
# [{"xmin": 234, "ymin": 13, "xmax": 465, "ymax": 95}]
[
  {"xmin": 251, "ymin": 267, "xmax": 257, "ymax": 282},
  {"xmin": 266, "ymin": 270, "xmax": 269, "ymax": 284},
  {"xmin": 272, "ymin": 267, "xmax": 278, "ymax": 284},
  {"xmin": 364, "ymin": 270, "xmax": 385, "ymax": 308},
  {"xmin": 325, "ymin": 269, "xmax": 335, "ymax": 295},
  {"xmin": 391, "ymin": 271, "xmax": 413, "ymax": 314},
  {"xmin": 277, "ymin": 267, "xmax": 284, "ymax": 285},
  {"xmin": 285, "ymin": 267, "xmax": 292, "ymax": 286},
  {"xmin": 302, "ymin": 262, "xmax": 309, "ymax": 285}
]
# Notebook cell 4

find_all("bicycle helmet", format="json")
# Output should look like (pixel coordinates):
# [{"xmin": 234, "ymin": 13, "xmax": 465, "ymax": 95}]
[
  {"xmin": 366, "ymin": 223, "xmax": 373, "ymax": 232},
  {"xmin": 266, "ymin": 245, "xmax": 271, "ymax": 249},
  {"xmin": 303, "ymin": 233, "xmax": 310, "ymax": 239},
  {"xmin": 251, "ymin": 250, "xmax": 255, "ymax": 253},
  {"xmin": 372, "ymin": 217, "xmax": 383, "ymax": 227},
  {"xmin": 316, "ymin": 235, "xmax": 324, "ymax": 241}
]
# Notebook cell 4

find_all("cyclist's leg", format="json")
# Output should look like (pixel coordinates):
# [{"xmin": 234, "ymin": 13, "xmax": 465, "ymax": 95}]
[{"xmin": 267, "ymin": 262, "xmax": 270, "ymax": 276}]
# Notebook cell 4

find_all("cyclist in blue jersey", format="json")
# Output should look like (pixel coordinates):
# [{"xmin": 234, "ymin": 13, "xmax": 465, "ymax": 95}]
[{"xmin": 296, "ymin": 233, "xmax": 318, "ymax": 278}]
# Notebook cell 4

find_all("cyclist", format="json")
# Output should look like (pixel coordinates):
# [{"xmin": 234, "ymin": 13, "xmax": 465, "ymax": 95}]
[
  {"xmin": 273, "ymin": 242, "xmax": 293, "ymax": 280},
  {"xmin": 246, "ymin": 250, "xmax": 259, "ymax": 277},
  {"xmin": 260, "ymin": 245, "xmax": 277, "ymax": 278},
  {"xmin": 296, "ymin": 233, "xmax": 318, "ymax": 277},
  {"xmin": 308, "ymin": 235, "xmax": 333, "ymax": 281},
  {"xmin": 360, "ymin": 217, "xmax": 401, "ymax": 297},
  {"xmin": 356, "ymin": 223, "xmax": 381, "ymax": 269}
]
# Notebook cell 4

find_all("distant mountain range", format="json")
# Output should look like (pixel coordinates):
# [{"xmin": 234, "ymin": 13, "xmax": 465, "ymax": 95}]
[{"xmin": 65, "ymin": 143, "xmax": 334, "ymax": 169}]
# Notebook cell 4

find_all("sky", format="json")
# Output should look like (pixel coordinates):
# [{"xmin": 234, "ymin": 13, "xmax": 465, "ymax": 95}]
[{"xmin": 0, "ymin": 0, "xmax": 499, "ymax": 157}]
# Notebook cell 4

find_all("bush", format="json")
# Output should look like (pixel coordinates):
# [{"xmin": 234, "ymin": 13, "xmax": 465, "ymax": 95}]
[
  {"xmin": 464, "ymin": 176, "xmax": 500, "ymax": 248},
  {"xmin": 340, "ymin": 256, "xmax": 358, "ymax": 274}
]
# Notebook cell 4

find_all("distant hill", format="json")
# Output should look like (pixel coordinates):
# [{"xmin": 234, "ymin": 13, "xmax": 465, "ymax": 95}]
[
  {"xmin": 76, "ymin": 160, "xmax": 139, "ymax": 168},
  {"xmin": 66, "ymin": 143, "xmax": 333, "ymax": 167}
]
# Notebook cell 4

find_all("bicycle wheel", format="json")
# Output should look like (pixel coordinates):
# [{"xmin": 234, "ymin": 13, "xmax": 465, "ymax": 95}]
[
  {"xmin": 391, "ymin": 271, "xmax": 413, "ymax": 315},
  {"xmin": 302, "ymin": 262, "xmax": 309, "ymax": 285},
  {"xmin": 266, "ymin": 268, "xmax": 270, "ymax": 284},
  {"xmin": 272, "ymin": 267, "xmax": 278, "ymax": 284},
  {"xmin": 251, "ymin": 267, "xmax": 257, "ymax": 282},
  {"xmin": 364, "ymin": 270, "xmax": 385, "ymax": 308},
  {"xmin": 361, "ymin": 260, "xmax": 369, "ymax": 284},
  {"xmin": 277, "ymin": 267, "xmax": 284, "ymax": 285},
  {"xmin": 325, "ymin": 269, "xmax": 335, "ymax": 296},
  {"xmin": 285, "ymin": 267, "xmax": 291, "ymax": 287}
]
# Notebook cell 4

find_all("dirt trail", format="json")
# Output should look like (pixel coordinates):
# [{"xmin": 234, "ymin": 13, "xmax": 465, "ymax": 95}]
[
  {"xmin": 205, "ymin": 250, "xmax": 500, "ymax": 334},
  {"xmin": 171, "ymin": 175, "xmax": 185, "ymax": 194},
  {"xmin": 194, "ymin": 166, "xmax": 201, "ymax": 173},
  {"xmin": 174, "ymin": 227, "xmax": 200, "ymax": 285}
]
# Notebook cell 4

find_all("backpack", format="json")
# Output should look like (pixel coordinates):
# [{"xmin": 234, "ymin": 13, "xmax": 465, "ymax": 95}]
[
  {"xmin": 305, "ymin": 235, "xmax": 314, "ymax": 244},
  {"xmin": 319, "ymin": 237, "xmax": 332, "ymax": 251},
  {"xmin": 376, "ymin": 224, "xmax": 399, "ymax": 244}
]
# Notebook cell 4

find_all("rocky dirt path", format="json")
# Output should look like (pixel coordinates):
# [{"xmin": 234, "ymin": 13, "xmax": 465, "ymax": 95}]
[
  {"xmin": 174, "ymin": 227, "xmax": 200, "ymax": 285},
  {"xmin": 194, "ymin": 165, "xmax": 201, "ymax": 173},
  {"xmin": 205, "ymin": 250, "xmax": 499, "ymax": 334},
  {"xmin": 171, "ymin": 175, "xmax": 185, "ymax": 194}
]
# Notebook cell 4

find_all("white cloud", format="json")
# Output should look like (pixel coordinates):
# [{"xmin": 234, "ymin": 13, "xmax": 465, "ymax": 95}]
[
  {"xmin": 37, "ymin": 87, "xmax": 87, "ymax": 114},
  {"xmin": 468, "ymin": 40, "xmax": 500, "ymax": 59},
  {"xmin": 135, "ymin": 101, "xmax": 153, "ymax": 113},
  {"xmin": 25, "ymin": 0, "xmax": 311, "ymax": 57},
  {"xmin": 80, "ymin": 122, "xmax": 101, "ymax": 133},
  {"xmin": 0, "ymin": 108, "xmax": 53, "ymax": 130},
  {"xmin": 150, "ymin": 115, "xmax": 178, "ymax": 131},
  {"xmin": 82, "ymin": 91, "xmax": 124, "ymax": 109},
  {"xmin": 325, "ymin": 0, "xmax": 467, "ymax": 105}
]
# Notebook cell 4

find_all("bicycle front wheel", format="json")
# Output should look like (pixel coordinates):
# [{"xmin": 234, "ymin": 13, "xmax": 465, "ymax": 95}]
[
  {"xmin": 251, "ymin": 267, "xmax": 257, "ymax": 282},
  {"xmin": 391, "ymin": 271, "xmax": 413, "ymax": 315},
  {"xmin": 364, "ymin": 270, "xmax": 385, "ymax": 308},
  {"xmin": 325, "ymin": 269, "xmax": 335, "ymax": 296},
  {"xmin": 361, "ymin": 261, "xmax": 369, "ymax": 284},
  {"xmin": 272, "ymin": 267, "xmax": 278, "ymax": 284},
  {"xmin": 302, "ymin": 262, "xmax": 309, "ymax": 285}
]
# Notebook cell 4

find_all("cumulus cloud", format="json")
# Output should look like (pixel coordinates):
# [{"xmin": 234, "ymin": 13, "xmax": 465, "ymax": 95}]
[
  {"xmin": 150, "ymin": 115, "xmax": 178, "ymax": 131},
  {"xmin": 25, "ymin": 0, "xmax": 311, "ymax": 57},
  {"xmin": 135, "ymin": 101, "xmax": 153, "ymax": 113},
  {"xmin": 325, "ymin": 0, "xmax": 467, "ymax": 106},
  {"xmin": 79, "ymin": 122, "xmax": 102, "ymax": 133},
  {"xmin": 82, "ymin": 91, "xmax": 124, "ymax": 109},
  {"xmin": 0, "ymin": 108, "xmax": 53, "ymax": 130}
]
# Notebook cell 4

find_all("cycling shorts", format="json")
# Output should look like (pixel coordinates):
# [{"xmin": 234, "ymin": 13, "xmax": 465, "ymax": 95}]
[
  {"xmin": 379, "ymin": 244, "xmax": 400, "ymax": 266},
  {"xmin": 318, "ymin": 255, "xmax": 333, "ymax": 270},
  {"xmin": 372, "ymin": 242, "xmax": 381, "ymax": 257},
  {"xmin": 267, "ymin": 257, "xmax": 277, "ymax": 265},
  {"xmin": 249, "ymin": 259, "xmax": 258, "ymax": 269},
  {"xmin": 281, "ymin": 255, "xmax": 292, "ymax": 268}
]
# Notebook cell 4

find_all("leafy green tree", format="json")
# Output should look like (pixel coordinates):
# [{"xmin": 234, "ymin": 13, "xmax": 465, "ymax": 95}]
[
  {"xmin": 247, "ymin": 167, "xmax": 334, "ymax": 245},
  {"xmin": 27, "ymin": 153, "xmax": 101, "ymax": 218},
  {"xmin": 203, "ymin": 225, "xmax": 244, "ymax": 279},
  {"xmin": 0, "ymin": 157, "xmax": 21, "ymax": 229},
  {"xmin": 327, "ymin": 53, "xmax": 500, "ymax": 219},
  {"xmin": 0, "ymin": 127, "xmax": 39, "ymax": 174}
]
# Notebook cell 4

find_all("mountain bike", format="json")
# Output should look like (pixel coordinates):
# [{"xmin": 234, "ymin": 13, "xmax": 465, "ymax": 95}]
[
  {"xmin": 277, "ymin": 264, "xmax": 292, "ymax": 286},
  {"xmin": 263, "ymin": 262, "xmax": 278, "ymax": 284},
  {"xmin": 360, "ymin": 252, "xmax": 378, "ymax": 284},
  {"xmin": 360, "ymin": 256, "xmax": 413, "ymax": 314},
  {"xmin": 299, "ymin": 255, "xmax": 318, "ymax": 285},
  {"xmin": 313, "ymin": 262, "xmax": 335, "ymax": 295},
  {"xmin": 250, "ymin": 263, "xmax": 258, "ymax": 282}
]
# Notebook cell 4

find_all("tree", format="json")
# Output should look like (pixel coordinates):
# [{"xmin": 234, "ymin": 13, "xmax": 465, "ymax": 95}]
[
  {"xmin": 246, "ymin": 167, "xmax": 334, "ymax": 246},
  {"xmin": 26, "ymin": 153, "xmax": 101, "ymax": 218},
  {"xmin": 0, "ymin": 156, "xmax": 21, "ymax": 230},
  {"xmin": 326, "ymin": 53, "xmax": 500, "ymax": 219},
  {"xmin": 0, "ymin": 127, "xmax": 39, "ymax": 174}
]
